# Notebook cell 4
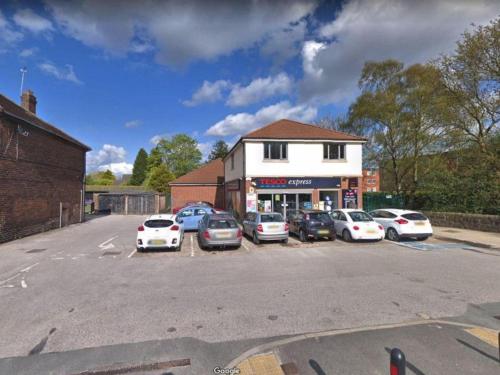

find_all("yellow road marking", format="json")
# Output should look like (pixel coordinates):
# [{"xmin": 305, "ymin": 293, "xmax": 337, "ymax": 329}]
[
  {"xmin": 237, "ymin": 353, "xmax": 284, "ymax": 375},
  {"xmin": 465, "ymin": 327, "xmax": 499, "ymax": 348}
]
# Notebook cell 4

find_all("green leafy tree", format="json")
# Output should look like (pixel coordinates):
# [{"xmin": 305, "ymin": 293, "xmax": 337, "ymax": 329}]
[
  {"xmin": 86, "ymin": 170, "xmax": 116, "ymax": 185},
  {"xmin": 129, "ymin": 148, "xmax": 148, "ymax": 185},
  {"xmin": 208, "ymin": 140, "xmax": 229, "ymax": 161},
  {"xmin": 154, "ymin": 134, "xmax": 202, "ymax": 177},
  {"xmin": 437, "ymin": 18, "xmax": 499, "ymax": 156},
  {"xmin": 145, "ymin": 164, "xmax": 175, "ymax": 193}
]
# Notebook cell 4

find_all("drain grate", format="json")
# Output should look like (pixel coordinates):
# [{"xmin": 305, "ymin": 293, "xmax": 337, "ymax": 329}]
[
  {"xmin": 26, "ymin": 248, "xmax": 47, "ymax": 253},
  {"xmin": 71, "ymin": 358, "xmax": 190, "ymax": 375},
  {"xmin": 102, "ymin": 251, "xmax": 121, "ymax": 256}
]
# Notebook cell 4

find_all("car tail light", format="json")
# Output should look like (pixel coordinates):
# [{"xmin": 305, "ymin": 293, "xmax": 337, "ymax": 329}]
[
  {"xmin": 257, "ymin": 224, "xmax": 263, "ymax": 232},
  {"xmin": 237, "ymin": 228, "xmax": 242, "ymax": 238},
  {"xmin": 170, "ymin": 225, "xmax": 179, "ymax": 231},
  {"xmin": 378, "ymin": 225, "xmax": 384, "ymax": 230},
  {"xmin": 284, "ymin": 223, "xmax": 289, "ymax": 231},
  {"xmin": 353, "ymin": 225, "xmax": 360, "ymax": 231},
  {"xmin": 395, "ymin": 218, "xmax": 408, "ymax": 224},
  {"xmin": 138, "ymin": 225, "xmax": 144, "ymax": 231},
  {"xmin": 203, "ymin": 230, "xmax": 210, "ymax": 239}
]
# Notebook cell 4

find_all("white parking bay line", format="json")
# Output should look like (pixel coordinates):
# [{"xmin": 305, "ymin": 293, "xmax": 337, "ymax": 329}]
[
  {"xmin": 190, "ymin": 235, "xmax": 194, "ymax": 257},
  {"xmin": 241, "ymin": 241, "xmax": 250, "ymax": 252},
  {"xmin": 127, "ymin": 249, "xmax": 137, "ymax": 258}
]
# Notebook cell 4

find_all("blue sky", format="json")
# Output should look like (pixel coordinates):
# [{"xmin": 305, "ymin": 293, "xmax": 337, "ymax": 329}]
[{"xmin": 0, "ymin": 0, "xmax": 497, "ymax": 175}]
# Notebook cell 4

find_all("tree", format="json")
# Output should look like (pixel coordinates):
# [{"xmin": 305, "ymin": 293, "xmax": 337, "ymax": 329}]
[
  {"xmin": 145, "ymin": 164, "xmax": 175, "ymax": 193},
  {"xmin": 208, "ymin": 140, "xmax": 229, "ymax": 161},
  {"xmin": 129, "ymin": 148, "xmax": 148, "ymax": 185},
  {"xmin": 147, "ymin": 145, "xmax": 163, "ymax": 173},
  {"xmin": 154, "ymin": 134, "xmax": 202, "ymax": 177},
  {"xmin": 437, "ymin": 18, "xmax": 499, "ymax": 156},
  {"xmin": 86, "ymin": 170, "xmax": 116, "ymax": 185}
]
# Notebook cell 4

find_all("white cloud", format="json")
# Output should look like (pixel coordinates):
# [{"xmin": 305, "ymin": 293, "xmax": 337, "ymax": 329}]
[
  {"xmin": 206, "ymin": 101, "xmax": 317, "ymax": 137},
  {"xmin": 260, "ymin": 20, "xmax": 307, "ymax": 65},
  {"xmin": 124, "ymin": 119, "xmax": 142, "ymax": 128},
  {"xmin": 183, "ymin": 80, "xmax": 230, "ymax": 107},
  {"xmin": 0, "ymin": 10, "xmax": 23, "ymax": 50},
  {"xmin": 38, "ymin": 62, "xmax": 83, "ymax": 84},
  {"xmin": 19, "ymin": 47, "xmax": 38, "ymax": 57},
  {"xmin": 87, "ymin": 144, "xmax": 132, "ymax": 176},
  {"xmin": 197, "ymin": 141, "xmax": 213, "ymax": 161},
  {"xmin": 300, "ymin": 0, "xmax": 499, "ymax": 104},
  {"xmin": 13, "ymin": 8, "xmax": 54, "ymax": 34},
  {"xmin": 45, "ymin": 0, "xmax": 317, "ymax": 66},
  {"xmin": 226, "ymin": 73, "xmax": 293, "ymax": 107},
  {"xmin": 97, "ymin": 162, "xmax": 133, "ymax": 176}
]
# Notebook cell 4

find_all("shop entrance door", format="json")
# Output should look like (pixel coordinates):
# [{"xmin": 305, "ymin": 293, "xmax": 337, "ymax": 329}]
[{"xmin": 272, "ymin": 193, "xmax": 297, "ymax": 220}]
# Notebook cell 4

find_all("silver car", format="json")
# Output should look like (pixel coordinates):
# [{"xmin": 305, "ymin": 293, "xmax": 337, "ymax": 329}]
[
  {"xmin": 242, "ymin": 212, "xmax": 289, "ymax": 244},
  {"xmin": 197, "ymin": 214, "xmax": 242, "ymax": 249}
]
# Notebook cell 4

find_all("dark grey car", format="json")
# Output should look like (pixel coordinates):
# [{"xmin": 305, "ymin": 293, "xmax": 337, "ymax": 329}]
[{"xmin": 197, "ymin": 214, "xmax": 242, "ymax": 249}]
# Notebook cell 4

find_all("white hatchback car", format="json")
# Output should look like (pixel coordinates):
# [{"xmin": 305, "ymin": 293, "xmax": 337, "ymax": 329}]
[
  {"xmin": 136, "ymin": 214, "xmax": 184, "ymax": 252},
  {"xmin": 330, "ymin": 209, "xmax": 385, "ymax": 242},
  {"xmin": 369, "ymin": 209, "xmax": 433, "ymax": 241}
]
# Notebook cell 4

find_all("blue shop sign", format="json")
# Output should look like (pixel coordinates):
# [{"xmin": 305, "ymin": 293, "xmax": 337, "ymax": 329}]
[{"xmin": 254, "ymin": 177, "xmax": 341, "ymax": 189}]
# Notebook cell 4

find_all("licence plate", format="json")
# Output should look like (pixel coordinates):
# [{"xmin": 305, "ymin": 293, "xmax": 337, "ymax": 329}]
[
  {"xmin": 318, "ymin": 229, "xmax": 329, "ymax": 235},
  {"xmin": 217, "ymin": 233, "xmax": 231, "ymax": 239},
  {"xmin": 415, "ymin": 222, "xmax": 425, "ymax": 226},
  {"xmin": 268, "ymin": 225, "xmax": 279, "ymax": 230},
  {"xmin": 366, "ymin": 229, "xmax": 376, "ymax": 234},
  {"xmin": 150, "ymin": 239, "xmax": 166, "ymax": 245}
]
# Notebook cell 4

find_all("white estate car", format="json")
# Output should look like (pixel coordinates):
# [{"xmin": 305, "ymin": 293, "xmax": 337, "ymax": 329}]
[
  {"xmin": 330, "ymin": 209, "xmax": 385, "ymax": 241},
  {"xmin": 136, "ymin": 214, "xmax": 184, "ymax": 252},
  {"xmin": 368, "ymin": 209, "xmax": 433, "ymax": 241}
]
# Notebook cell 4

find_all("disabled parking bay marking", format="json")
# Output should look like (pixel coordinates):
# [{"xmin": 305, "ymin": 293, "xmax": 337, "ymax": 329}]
[{"xmin": 465, "ymin": 327, "xmax": 499, "ymax": 348}]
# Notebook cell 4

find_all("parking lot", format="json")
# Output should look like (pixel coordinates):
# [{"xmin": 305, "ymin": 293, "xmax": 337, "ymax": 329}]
[{"xmin": 1, "ymin": 214, "xmax": 499, "ymax": 374}]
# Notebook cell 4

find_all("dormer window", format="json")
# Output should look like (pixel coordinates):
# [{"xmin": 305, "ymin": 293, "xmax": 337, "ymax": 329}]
[
  {"xmin": 323, "ymin": 143, "xmax": 345, "ymax": 160},
  {"xmin": 264, "ymin": 142, "xmax": 287, "ymax": 160}
]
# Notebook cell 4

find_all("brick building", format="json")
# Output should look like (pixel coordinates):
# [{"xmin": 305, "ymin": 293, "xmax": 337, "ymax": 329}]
[
  {"xmin": 169, "ymin": 158, "xmax": 224, "ymax": 211},
  {"xmin": 362, "ymin": 169, "xmax": 380, "ymax": 192},
  {"xmin": 0, "ymin": 91, "xmax": 90, "ymax": 243}
]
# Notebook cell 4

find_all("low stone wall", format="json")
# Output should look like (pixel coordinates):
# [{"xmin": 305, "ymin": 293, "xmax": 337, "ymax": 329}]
[{"xmin": 424, "ymin": 211, "xmax": 500, "ymax": 233}]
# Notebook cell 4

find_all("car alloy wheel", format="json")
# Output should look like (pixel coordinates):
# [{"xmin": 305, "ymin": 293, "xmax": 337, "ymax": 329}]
[
  {"xmin": 342, "ymin": 229, "xmax": 352, "ymax": 242},
  {"xmin": 253, "ymin": 232, "xmax": 260, "ymax": 244},
  {"xmin": 387, "ymin": 228, "xmax": 400, "ymax": 242}
]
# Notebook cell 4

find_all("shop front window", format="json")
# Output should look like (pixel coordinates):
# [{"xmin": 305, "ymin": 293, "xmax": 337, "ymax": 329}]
[
  {"xmin": 319, "ymin": 190, "xmax": 338, "ymax": 211},
  {"xmin": 257, "ymin": 194, "xmax": 273, "ymax": 212},
  {"xmin": 298, "ymin": 194, "xmax": 312, "ymax": 209}
]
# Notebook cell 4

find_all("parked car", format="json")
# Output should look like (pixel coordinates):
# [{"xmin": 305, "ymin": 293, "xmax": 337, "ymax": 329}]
[
  {"xmin": 287, "ymin": 209, "xmax": 335, "ymax": 242},
  {"xmin": 136, "ymin": 214, "xmax": 184, "ymax": 252},
  {"xmin": 243, "ymin": 212, "xmax": 289, "ymax": 244},
  {"xmin": 176, "ymin": 205, "xmax": 215, "ymax": 230},
  {"xmin": 173, "ymin": 201, "xmax": 225, "ymax": 214},
  {"xmin": 330, "ymin": 209, "xmax": 385, "ymax": 242},
  {"xmin": 369, "ymin": 209, "xmax": 433, "ymax": 241},
  {"xmin": 197, "ymin": 213, "xmax": 242, "ymax": 249}
]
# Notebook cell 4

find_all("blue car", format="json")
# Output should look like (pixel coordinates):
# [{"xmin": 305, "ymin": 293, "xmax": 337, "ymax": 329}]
[{"xmin": 176, "ymin": 205, "xmax": 215, "ymax": 230}]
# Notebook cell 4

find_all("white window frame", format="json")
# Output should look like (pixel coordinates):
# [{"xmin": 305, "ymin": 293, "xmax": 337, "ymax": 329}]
[{"xmin": 323, "ymin": 143, "xmax": 346, "ymax": 160}]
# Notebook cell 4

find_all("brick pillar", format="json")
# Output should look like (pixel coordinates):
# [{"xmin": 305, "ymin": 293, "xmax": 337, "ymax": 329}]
[{"xmin": 312, "ymin": 189, "xmax": 320, "ymax": 209}]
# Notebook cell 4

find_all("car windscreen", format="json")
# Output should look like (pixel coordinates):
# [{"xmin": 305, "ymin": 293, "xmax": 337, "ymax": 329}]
[
  {"xmin": 308, "ymin": 212, "xmax": 332, "ymax": 222},
  {"xmin": 401, "ymin": 213, "xmax": 427, "ymax": 221},
  {"xmin": 348, "ymin": 211, "xmax": 373, "ymax": 222},
  {"xmin": 260, "ymin": 213, "xmax": 284, "ymax": 223},
  {"xmin": 208, "ymin": 219, "xmax": 238, "ymax": 229},
  {"xmin": 144, "ymin": 219, "xmax": 174, "ymax": 228}
]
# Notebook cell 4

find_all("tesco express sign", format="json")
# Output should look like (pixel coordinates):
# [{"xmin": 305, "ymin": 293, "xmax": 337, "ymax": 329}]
[{"xmin": 254, "ymin": 177, "xmax": 340, "ymax": 189}]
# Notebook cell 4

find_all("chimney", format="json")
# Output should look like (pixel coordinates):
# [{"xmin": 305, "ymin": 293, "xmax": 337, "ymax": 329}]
[{"xmin": 21, "ymin": 90, "xmax": 37, "ymax": 114}]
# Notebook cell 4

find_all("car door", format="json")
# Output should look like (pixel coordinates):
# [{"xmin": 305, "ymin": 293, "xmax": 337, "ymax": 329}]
[
  {"xmin": 330, "ymin": 210, "xmax": 342, "ymax": 235},
  {"xmin": 374, "ymin": 210, "xmax": 394, "ymax": 229},
  {"xmin": 289, "ymin": 211, "xmax": 302, "ymax": 235},
  {"xmin": 242, "ymin": 213, "xmax": 252, "ymax": 236},
  {"xmin": 178, "ymin": 208, "xmax": 195, "ymax": 230},
  {"xmin": 193, "ymin": 208, "xmax": 209, "ymax": 229},
  {"xmin": 337, "ymin": 211, "xmax": 349, "ymax": 234}
]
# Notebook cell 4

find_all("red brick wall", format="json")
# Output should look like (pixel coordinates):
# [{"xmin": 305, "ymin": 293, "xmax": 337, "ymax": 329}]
[
  {"xmin": 362, "ymin": 169, "xmax": 380, "ymax": 192},
  {"xmin": 170, "ymin": 185, "xmax": 224, "ymax": 210},
  {"xmin": 0, "ymin": 117, "xmax": 86, "ymax": 243}
]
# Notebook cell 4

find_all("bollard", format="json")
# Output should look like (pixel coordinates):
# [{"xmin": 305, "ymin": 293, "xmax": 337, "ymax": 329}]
[{"xmin": 390, "ymin": 348, "xmax": 406, "ymax": 375}]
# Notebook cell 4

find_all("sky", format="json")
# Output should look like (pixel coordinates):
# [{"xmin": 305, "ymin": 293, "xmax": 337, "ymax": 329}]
[{"xmin": 0, "ymin": 0, "xmax": 497, "ymax": 176}]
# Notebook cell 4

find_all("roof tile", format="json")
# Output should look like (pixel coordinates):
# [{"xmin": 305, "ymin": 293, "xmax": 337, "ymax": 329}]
[{"xmin": 169, "ymin": 158, "xmax": 224, "ymax": 185}]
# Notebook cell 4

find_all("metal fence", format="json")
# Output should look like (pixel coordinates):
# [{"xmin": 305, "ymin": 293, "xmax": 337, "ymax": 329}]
[
  {"xmin": 363, "ymin": 192, "xmax": 404, "ymax": 212},
  {"xmin": 97, "ymin": 193, "xmax": 157, "ymax": 215}
]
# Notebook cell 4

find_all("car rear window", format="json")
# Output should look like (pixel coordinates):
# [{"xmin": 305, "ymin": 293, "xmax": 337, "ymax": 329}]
[
  {"xmin": 308, "ymin": 212, "xmax": 332, "ymax": 222},
  {"xmin": 401, "ymin": 213, "xmax": 428, "ymax": 221},
  {"xmin": 144, "ymin": 220, "xmax": 173, "ymax": 228},
  {"xmin": 260, "ymin": 213, "xmax": 284, "ymax": 222},
  {"xmin": 348, "ymin": 211, "xmax": 373, "ymax": 222},
  {"xmin": 208, "ymin": 219, "xmax": 238, "ymax": 229}
]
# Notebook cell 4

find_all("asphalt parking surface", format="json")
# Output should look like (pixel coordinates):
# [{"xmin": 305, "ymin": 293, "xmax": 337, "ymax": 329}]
[{"xmin": 1, "ymin": 214, "xmax": 499, "ymax": 374}]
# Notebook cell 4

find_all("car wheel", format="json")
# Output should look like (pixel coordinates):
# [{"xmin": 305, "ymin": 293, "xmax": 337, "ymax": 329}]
[
  {"xmin": 253, "ymin": 232, "xmax": 260, "ymax": 244},
  {"xmin": 136, "ymin": 247, "xmax": 143, "ymax": 253},
  {"xmin": 299, "ymin": 230, "xmax": 307, "ymax": 242},
  {"xmin": 342, "ymin": 229, "xmax": 352, "ymax": 242},
  {"xmin": 417, "ymin": 236, "xmax": 429, "ymax": 241},
  {"xmin": 329, "ymin": 236, "xmax": 335, "ymax": 241},
  {"xmin": 387, "ymin": 228, "xmax": 400, "ymax": 242}
]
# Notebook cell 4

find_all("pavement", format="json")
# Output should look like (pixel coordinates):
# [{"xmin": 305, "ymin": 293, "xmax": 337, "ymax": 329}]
[
  {"xmin": 0, "ymin": 215, "xmax": 500, "ymax": 374},
  {"xmin": 433, "ymin": 226, "xmax": 500, "ymax": 250}
]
